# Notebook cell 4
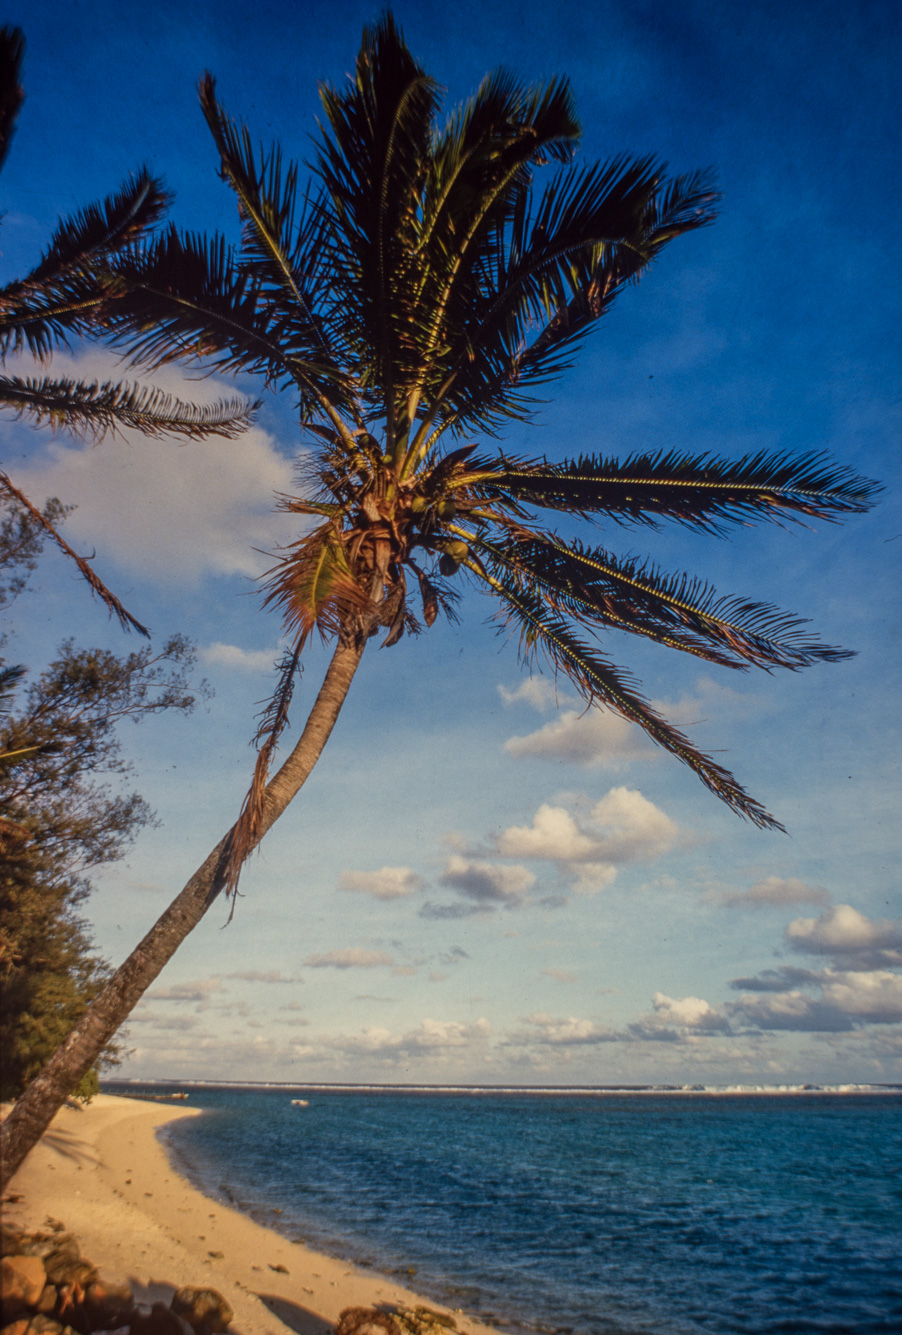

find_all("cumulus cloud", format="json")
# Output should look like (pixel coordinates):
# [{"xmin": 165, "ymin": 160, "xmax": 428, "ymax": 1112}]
[
  {"xmin": 504, "ymin": 708, "xmax": 652, "ymax": 769},
  {"xmin": 509, "ymin": 1013, "xmax": 619, "ymax": 1046},
  {"xmin": 7, "ymin": 352, "xmax": 296, "ymax": 586},
  {"xmin": 145, "ymin": 979, "xmax": 223, "ymax": 1002},
  {"xmin": 439, "ymin": 855, "xmax": 535, "ymax": 904},
  {"xmin": 337, "ymin": 866, "xmax": 425, "ymax": 900},
  {"xmin": 730, "ymin": 962, "xmax": 902, "ymax": 1034},
  {"xmin": 224, "ymin": 970, "xmax": 303, "ymax": 984},
  {"xmin": 202, "ymin": 643, "xmax": 280, "ymax": 673},
  {"xmin": 786, "ymin": 905, "xmax": 902, "ymax": 969},
  {"xmin": 419, "ymin": 900, "xmax": 491, "ymax": 920},
  {"xmin": 302, "ymin": 948, "xmax": 396, "ymax": 969},
  {"xmin": 498, "ymin": 678, "xmax": 563, "ymax": 711},
  {"xmin": 325, "ymin": 1016, "xmax": 491, "ymax": 1058},
  {"xmin": 493, "ymin": 787, "xmax": 681, "ymax": 890},
  {"xmin": 651, "ymin": 992, "xmax": 732, "ymax": 1033},
  {"xmin": 719, "ymin": 876, "xmax": 832, "ymax": 909}
]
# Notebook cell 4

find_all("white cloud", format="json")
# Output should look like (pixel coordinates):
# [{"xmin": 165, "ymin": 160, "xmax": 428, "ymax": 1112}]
[
  {"xmin": 652, "ymin": 992, "xmax": 731, "ymax": 1033},
  {"xmin": 224, "ymin": 970, "xmax": 303, "ymax": 984},
  {"xmin": 504, "ymin": 708, "xmax": 652, "ymax": 768},
  {"xmin": 719, "ymin": 876, "xmax": 832, "ymax": 909},
  {"xmin": 8, "ymin": 351, "xmax": 296, "ymax": 586},
  {"xmin": 337, "ymin": 866, "xmax": 425, "ymax": 900},
  {"xmin": 786, "ymin": 905, "xmax": 902, "ymax": 969},
  {"xmin": 509, "ymin": 1013, "xmax": 618, "ymax": 1046},
  {"xmin": 439, "ymin": 855, "xmax": 536, "ymax": 904},
  {"xmin": 496, "ymin": 804, "xmax": 598, "ymax": 862},
  {"xmin": 302, "ymin": 948, "xmax": 396, "ymax": 969},
  {"xmin": 498, "ymin": 678, "xmax": 563, "ymax": 711},
  {"xmin": 145, "ymin": 979, "xmax": 223, "ymax": 1002},
  {"xmin": 202, "ymin": 643, "xmax": 280, "ymax": 672},
  {"xmin": 542, "ymin": 969, "xmax": 579, "ymax": 983},
  {"xmin": 326, "ymin": 1016, "xmax": 491, "ymax": 1058},
  {"xmin": 494, "ymin": 787, "xmax": 681, "ymax": 890}
]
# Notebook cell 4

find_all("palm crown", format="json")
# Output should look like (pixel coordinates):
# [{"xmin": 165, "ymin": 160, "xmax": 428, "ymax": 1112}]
[{"xmin": 105, "ymin": 14, "xmax": 876, "ymax": 867}]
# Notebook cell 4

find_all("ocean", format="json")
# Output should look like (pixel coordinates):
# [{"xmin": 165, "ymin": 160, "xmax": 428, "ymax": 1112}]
[{"xmin": 107, "ymin": 1082, "xmax": 902, "ymax": 1335}]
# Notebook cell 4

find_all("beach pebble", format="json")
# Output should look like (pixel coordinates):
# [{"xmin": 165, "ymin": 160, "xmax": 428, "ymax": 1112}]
[
  {"xmin": 1, "ymin": 1256, "xmax": 48, "ymax": 1312},
  {"xmin": 335, "ymin": 1310, "xmax": 401, "ymax": 1335},
  {"xmin": 170, "ymin": 1287, "xmax": 233, "ymax": 1333}
]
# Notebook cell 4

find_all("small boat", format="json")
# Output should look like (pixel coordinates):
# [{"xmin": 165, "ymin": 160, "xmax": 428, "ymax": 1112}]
[{"xmin": 291, "ymin": 1099, "xmax": 309, "ymax": 1107}]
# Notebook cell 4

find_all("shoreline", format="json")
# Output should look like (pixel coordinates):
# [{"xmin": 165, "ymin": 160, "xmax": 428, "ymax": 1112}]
[{"xmin": 3, "ymin": 1094, "xmax": 501, "ymax": 1335}]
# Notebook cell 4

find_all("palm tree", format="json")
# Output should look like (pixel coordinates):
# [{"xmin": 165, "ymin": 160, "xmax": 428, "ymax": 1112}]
[
  {"xmin": 0, "ymin": 13, "xmax": 877, "ymax": 1188},
  {"xmin": 0, "ymin": 25, "xmax": 255, "ymax": 635}
]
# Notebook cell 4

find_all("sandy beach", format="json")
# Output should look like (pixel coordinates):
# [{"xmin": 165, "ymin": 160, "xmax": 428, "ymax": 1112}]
[{"xmin": 3, "ymin": 1095, "xmax": 499, "ymax": 1335}]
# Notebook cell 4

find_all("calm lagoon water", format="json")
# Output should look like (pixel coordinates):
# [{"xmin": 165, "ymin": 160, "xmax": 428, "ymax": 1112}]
[{"xmin": 111, "ymin": 1084, "xmax": 902, "ymax": 1335}]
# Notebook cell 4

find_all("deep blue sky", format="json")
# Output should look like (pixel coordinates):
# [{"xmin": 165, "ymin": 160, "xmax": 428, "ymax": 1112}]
[{"xmin": 3, "ymin": 0, "xmax": 900, "ymax": 1085}]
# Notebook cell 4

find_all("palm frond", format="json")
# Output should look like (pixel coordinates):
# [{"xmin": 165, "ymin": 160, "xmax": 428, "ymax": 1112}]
[
  {"xmin": 222, "ymin": 641, "xmax": 303, "ymax": 906},
  {"xmin": 0, "ymin": 25, "xmax": 24, "ymax": 174},
  {"xmin": 479, "ymin": 532, "xmax": 855, "ymax": 669},
  {"xmin": 0, "ymin": 373, "xmax": 257, "ymax": 439},
  {"xmin": 0, "ymin": 471, "xmax": 149, "ymax": 636},
  {"xmin": 199, "ymin": 78, "xmax": 348, "ymax": 387},
  {"xmin": 262, "ymin": 524, "xmax": 372, "ymax": 643},
  {"xmin": 471, "ymin": 448, "xmax": 879, "ymax": 530},
  {"xmin": 25, "ymin": 169, "xmax": 170, "ymax": 284},
  {"xmin": 480, "ymin": 568, "xmax": 783, "ymax": 830}
]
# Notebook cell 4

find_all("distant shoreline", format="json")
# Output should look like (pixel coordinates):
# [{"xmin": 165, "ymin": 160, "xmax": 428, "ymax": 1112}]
[{"xmin": 104, "ymin": 1078, "xmax": 902, "ymax": 1097}]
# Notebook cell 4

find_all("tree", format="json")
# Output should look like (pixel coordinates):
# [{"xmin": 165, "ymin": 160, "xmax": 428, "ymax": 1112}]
[
  {"xmin": 0, "ymin": 25, "xmax": 255, "ymax": 635},
  {"xmin": 0, "ymin": 13, "xmax": 877, "ymax": 1186},
  {"xmin": 0, "ymin": 547, "xmax": 206, "ymax": 1099}
]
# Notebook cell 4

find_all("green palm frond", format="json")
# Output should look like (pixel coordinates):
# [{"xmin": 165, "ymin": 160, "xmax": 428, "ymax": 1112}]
[
  {"xmin": 477, "ymin": 532, "xmax": 854, "ymax": 670},
  {"xmin": 25, "ymin": 169, "xmax": 170, "ymax": 286},
  {"xmin": 0, "ymin": 374, "xmax": 257, "ymax": 439},
  {"xmin": 471, "ymin": 448, "xmax": 879, "ymax": 530},
  {"xmin": 479, "ymin": 567, "xmax": 783, "ymax": 829}
]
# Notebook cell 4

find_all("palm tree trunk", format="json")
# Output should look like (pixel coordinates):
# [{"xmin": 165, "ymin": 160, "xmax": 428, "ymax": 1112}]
[{"xmin": 0, "ymin": 634, "xmax": 367, "ymax": 1191}]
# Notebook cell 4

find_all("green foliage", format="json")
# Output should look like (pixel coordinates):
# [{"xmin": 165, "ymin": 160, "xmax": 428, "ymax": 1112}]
[{"xmin": 0, "ymin": 501, "xmax": 209, "ymax": 1099}]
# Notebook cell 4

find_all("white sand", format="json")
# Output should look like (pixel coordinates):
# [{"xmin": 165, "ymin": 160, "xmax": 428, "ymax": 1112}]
[{"xmin": 4, "ymin": 1095, "xmax": 500, "ymax": 1335}]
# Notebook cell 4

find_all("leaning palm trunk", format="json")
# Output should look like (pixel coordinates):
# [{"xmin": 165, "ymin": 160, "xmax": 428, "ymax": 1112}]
[{"xmin": 0, "ymin": 634, "xmax": 366, "ymax": 1190}]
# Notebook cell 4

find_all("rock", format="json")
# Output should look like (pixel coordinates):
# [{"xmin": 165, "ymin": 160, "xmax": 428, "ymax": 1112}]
[
  {"xmin": 0, "ymin": 1225, "xmax": 26, "ymax": 1258},
  {"xmin": 170, "ymin": 1288, "xmax": 233, "ymax": 1333},
  {"xmin": 34, "ymin": 1287, "xmax": 57, "ymax": 1316},
  {"xmin": 267, "ymin": 1264, "xmax": 287, "ymax": 1275},
  {"xmin": 399, "ymin": 1310, "xmax": 458, "ymax": 1335},
  {"xmin": 1, "ymin": 1319, "xmax": 31, "ymax": 1335},
  {"xmin": 82, "ymin": 1278, "xmax": 134, "ymax": 1330},
  {"xmin": 38, "ymin": 1242, "xmax": 80, "ymax": 1284},
  {"xmin": 45, "ymin": 1262, "xmax": 95, "ymax": 1291},
  {"xmin": 129, "ymin": 1303, "xmax": 193, "ymax": 1335},
  {"xmin": 25, "ymin": 1318, "xmax": 64, "ymax": 1335},
  {"xmin": 17, "ymin": 1236, "xmax": 77, "ymax": 1267},
  {"xmin": 1, "ymin": 1256, "xmax": 48, "ymax": 1313},
  {"xmin": 334, "ymin": 1312, "xmax": 401, "ymax": 1335}
]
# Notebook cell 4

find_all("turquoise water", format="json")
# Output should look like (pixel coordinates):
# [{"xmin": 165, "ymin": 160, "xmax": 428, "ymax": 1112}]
[{"xmin": 113, "ymin": 1084, "xmax": 902, "ymax": 1334}]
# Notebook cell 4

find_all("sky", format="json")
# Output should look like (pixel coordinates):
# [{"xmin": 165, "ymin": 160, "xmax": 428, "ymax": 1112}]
[{"xmin": 2, "ymin": 0, "xmax": 900, "ymax": 1087}]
